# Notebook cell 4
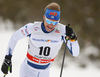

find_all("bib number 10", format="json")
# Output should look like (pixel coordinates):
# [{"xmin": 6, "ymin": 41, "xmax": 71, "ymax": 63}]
[{"xmin": 39, "ymin": 46, "xmax": 50, "ymax": 56}]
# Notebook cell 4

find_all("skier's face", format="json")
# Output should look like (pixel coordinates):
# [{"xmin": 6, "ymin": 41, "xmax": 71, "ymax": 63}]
[{"xmin": 43, "ymin": 16, "xmax": 59, "ymax": 32}]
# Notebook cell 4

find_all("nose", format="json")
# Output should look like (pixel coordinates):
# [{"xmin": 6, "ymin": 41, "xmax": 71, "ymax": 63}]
[{"xmin": 49, "ymin": 24, "xmax": 53, "ymax": 27}]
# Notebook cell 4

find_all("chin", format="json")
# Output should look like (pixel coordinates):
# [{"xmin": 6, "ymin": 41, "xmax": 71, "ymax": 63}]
[{"xmin": 47, "ymin": 30, "xmax": 52, "ymax": 32}]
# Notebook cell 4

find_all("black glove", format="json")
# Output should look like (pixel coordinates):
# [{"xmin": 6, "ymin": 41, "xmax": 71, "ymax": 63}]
[
  {"xmin": 66, "ymin": 24, "xmax": 77, "ymax": 40},
  {"xmin": 1, "ymin": 55, "xmax": 12, "ymax": 74}
]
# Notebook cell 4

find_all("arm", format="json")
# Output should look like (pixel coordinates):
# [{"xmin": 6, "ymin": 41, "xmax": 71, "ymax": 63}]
[
  {"xmin": 6, "ymin": 23, "xmax": 33, "ymax": 55},
  {"xmin": 67, "ymin": 40, "xmax": 80, "ymax": 57},
  {"xmin": 1, "ymin": 23, "xmax": 33, "ymax": 74},
  {"xmin": 65, "ymin": 24, "xmax": 80, "ymax": 57}
]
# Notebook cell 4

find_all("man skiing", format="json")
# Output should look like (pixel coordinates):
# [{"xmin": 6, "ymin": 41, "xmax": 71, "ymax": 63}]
[{"xmin": 1, "ymin": 2, "xmax": 80, "ymax": 77}]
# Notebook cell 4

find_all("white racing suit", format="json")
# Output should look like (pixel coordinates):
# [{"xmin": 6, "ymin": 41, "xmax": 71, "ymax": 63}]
[{"xmin": 6, "ymin": 21, "xmax": 80, "ymax": 77}]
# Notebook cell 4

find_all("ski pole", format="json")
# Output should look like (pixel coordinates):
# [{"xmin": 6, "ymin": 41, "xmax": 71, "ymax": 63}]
[
  {"xmin": 3, "ymin": 74, "xmax": 7, "ymax": 77},
  {"xmin": 60, "ymin": 24, "xmax": 70, "ymax": 77},
  {"xmin": 3, "ymin": 66, "xmax": 10, "ymax": 77}
]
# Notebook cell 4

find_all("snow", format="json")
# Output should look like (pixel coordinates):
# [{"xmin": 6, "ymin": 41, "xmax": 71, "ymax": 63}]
[{"xmin": 0, "ymin": 30, "xmax": 100, "ymax": 77}]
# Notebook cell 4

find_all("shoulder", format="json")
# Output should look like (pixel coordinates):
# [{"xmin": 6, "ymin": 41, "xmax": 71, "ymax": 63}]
[
  {"xmin": 24, "ymin": 21, "xmax": 41, "ymax": 29},
  {"xmin": 25, "ymin": 23, "xmax": 34, "ymax": 27},
  {"xmin": 56, "ymin": 23, "xmax": 66, "ymax": 35},
  {"xmin": 34, "ymin": 21, "xmax": 42, "ymax": 24},
  {"xmin": 58, "ymin": 23, "xmax": 66, "ymax": 27},
  {"xmin": 25, "ymin": 21, "xmax": 42, "ymax": 27},
  {"xmin": 23, "ymin": 23, "xmax": 34, "ymax": 33},
  {"xmin": 57, "ymin": 23, "xmax": 66, "ymax": 30}
]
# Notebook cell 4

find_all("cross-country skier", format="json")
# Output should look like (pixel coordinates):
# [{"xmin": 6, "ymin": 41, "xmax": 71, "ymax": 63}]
[{"xmin": 1, "ymin": 2, "xmax": 80, "ymax": 77}]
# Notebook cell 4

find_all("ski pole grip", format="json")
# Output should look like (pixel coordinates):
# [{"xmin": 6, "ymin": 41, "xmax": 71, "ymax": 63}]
[
  {"xmin": 68, "ymin": 24, "xmax": 70, "ymax": 27},
  {"xmin": 66, "ymin": 24, "xmax": 70, "ymax": 40}
]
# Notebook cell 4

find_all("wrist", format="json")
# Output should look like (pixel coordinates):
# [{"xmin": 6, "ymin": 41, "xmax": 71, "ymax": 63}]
[
  {"xmin": 5, "ymin": 55, "xmax": 12, "ymax": 60},
  {"xmin": 70, "ymin": 39, "xmax": 76, "ymax": 42}
]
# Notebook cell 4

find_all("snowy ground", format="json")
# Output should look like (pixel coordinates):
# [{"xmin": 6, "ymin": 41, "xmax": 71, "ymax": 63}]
[{"xmin": 0, "ymin": 31, "xmax": 100, "ymax": 77}]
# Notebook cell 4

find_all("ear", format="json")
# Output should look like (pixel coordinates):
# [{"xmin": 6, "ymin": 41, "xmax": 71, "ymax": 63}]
[{"xmin": 43, "ymin": 15, "xmax": 45, "ymax": 20}]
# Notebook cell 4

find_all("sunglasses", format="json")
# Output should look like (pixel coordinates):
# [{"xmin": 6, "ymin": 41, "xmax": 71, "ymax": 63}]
[{"xmin": 45, "ymin": 16, "xmax": 59, "ymax": 25}]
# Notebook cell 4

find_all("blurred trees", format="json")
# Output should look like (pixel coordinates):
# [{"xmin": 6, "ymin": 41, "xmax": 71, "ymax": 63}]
[{"xmin": 0, "ymin": 0, "xmax": 100, "ymax": 48}]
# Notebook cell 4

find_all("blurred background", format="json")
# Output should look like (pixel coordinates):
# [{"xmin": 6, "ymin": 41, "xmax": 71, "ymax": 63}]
[{"xmin": 0, "ymin": 0, "xmax": 100, "ymax": 77}]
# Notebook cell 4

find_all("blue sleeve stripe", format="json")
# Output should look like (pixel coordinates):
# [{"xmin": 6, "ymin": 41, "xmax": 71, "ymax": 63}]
[
  {"xmin": 27, "ymin": 34, "xmax": 31, "ymax": 37},
  {"xmin": 8, "ymin": 47, "xmax": 12, "ymax": 55},
  {"xmin": 61, "ymin": 36, "xmax": 66, "ymax": 43},
  {"xmin": 67, "ymin": 43, "xmax": 73, "ymax": 55},
  {"xmin": 25, "ymin": 25, "xmax": 27, "ymax": 28}
]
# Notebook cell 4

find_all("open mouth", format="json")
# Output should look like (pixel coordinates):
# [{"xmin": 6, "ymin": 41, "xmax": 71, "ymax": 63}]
[{"xmin": 46, "ymin": 25, "xmax": 53, "ymax": 31}]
